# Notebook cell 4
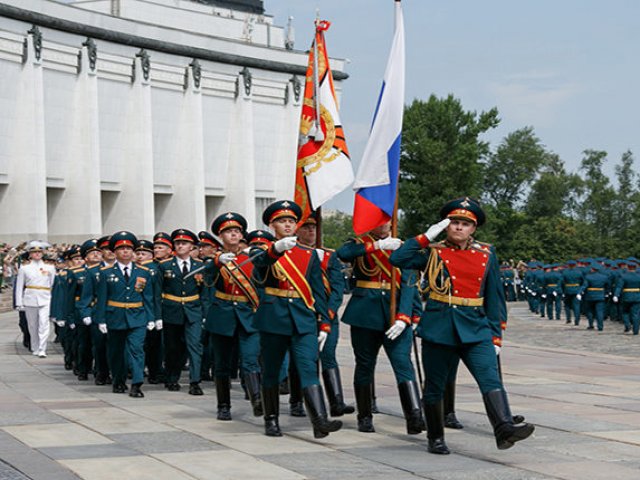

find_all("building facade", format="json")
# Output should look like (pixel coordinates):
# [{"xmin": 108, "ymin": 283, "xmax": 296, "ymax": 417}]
[{"xmin": 0, "ymin": 0, "xmax": 347, "ymax": 243}]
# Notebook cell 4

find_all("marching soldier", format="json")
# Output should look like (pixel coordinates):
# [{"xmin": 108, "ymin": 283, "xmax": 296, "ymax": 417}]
[
  {"xmin": 15, "ymin": 241, "xmax": 57, "ymax": 357},
  {"xmin": 204, "ymin": 213, "xmax": 262, "ymax": 420},
  {"xmin": 297, "ymin": 212, "xmax": 354, "ymax": 417},
  {"xmin": 390, "ymin": 197, "xmax": 534, "ymax": 454},
  {"xmin": 562, "ymin": 260, "xmax": 584, "ymax": 325},
  {"xmin": 155, "ymin": 229, "xmax": 205, "ymax": 395},
  {"xmin": 543, "ymin": 264, "xmax": 563, "ymax": 321},
  {"xmin": 252, "ymin": 200, "xmax": 341, "ymax": 438},
  {"xmin": 95, "ymin": 232, "xmax": 154, "ymax": 397},
  {"xmin": 613, "ymin": 260, "xmax": 640, "ymax": 334},
  {"xmin": 337, "ymin": 221, "xmax": 424, "ymax": 436},
  {"xmin": 50, "ymin": 249, "xmax": 73, "ymax": 370},
  {"xmin": 197, "ymin": 230, "xmax": 219, "ymax": 382},
  {"xmin": 578, "ymin": 263, "xmax": 610, "ymax": 331}
]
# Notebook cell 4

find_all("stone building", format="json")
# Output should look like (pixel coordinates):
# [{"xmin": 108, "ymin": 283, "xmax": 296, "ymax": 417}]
[{"xmin": 0, "ymin": 0, "xmax": 347, "ymax": 243}]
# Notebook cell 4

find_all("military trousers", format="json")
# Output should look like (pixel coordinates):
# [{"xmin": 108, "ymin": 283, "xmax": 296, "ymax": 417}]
[
  {"xmin": 563, "ymin": 294, "xmax": 581, "ymax": 325},
  {"xmin": 546, "ymin": 294, "xmax": 562, "ymax": 320},
  {"xmin": 107, "ymin": 325, "xmax": 145, "ymax": 385},
  {"xmin": 319, "ymin": 320, "xmax": 340, "ymax": 371},
  {"xmin": 75, "ymin": 322, "xmax": 93, "ymax": 375},
  {"xmin": 585, "ymin": 300, "xmax": 605, "ymax": 331},
  {"xmin": 421, "ymin": 339, "xmax": 502, "ymax": 404},
  {"xmin": 163, "ymin": 320, "xmax": 203, "ymax": 384},
  {"xmin": 261, "ymin": 331, "xmax": 319, "ymax": 389},
  {"xmin": 91, "ymin": 324, "xmax": 109, "ymax": 379},
  {"xmin": 144, "ymin": 328, "xmax": 164, "ymax": 381},
  {"xmin": 621, "ymin": 301, "xmax": 640, "ymax": 334},
  {"xmin": 210, "ymin": 325, "xmax": 260, "ymax": 379},
  {"xmin": 350, "ymin": 325, "xmax": 415, "ymax": 386}
]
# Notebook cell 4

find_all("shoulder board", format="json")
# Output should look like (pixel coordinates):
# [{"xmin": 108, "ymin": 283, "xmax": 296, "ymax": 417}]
[
  {"xmin": 141, "ymin": 260, "xmax": 155, "ymax": 266},
  {"xmin": 160, "ymin": 258, "xmax": 173, "ymax": 264},
  {"xmin": 100, "ymin": 266, "xmax": 112, "ymax": 271},
  {"xmin": 192, "ymin": 258, "xmax": 203, "ymax": 265},
  {"xmin": 136, "ymin": 264, "xmax": 150, "ymax": 271},
  {"xmin": 70, "ymin": 266, "xmax": 85, "ymax": 273},
  {"xmin": 57, "ymin": 270, "xmax": 68, "ymax": 276},
  {"xmin": 87, "ymin": 264, "xmax": 101, "ymax": 271},
  {"xmin": 470, "ymin": 241, "xmax": 493, "ymax": 253},
  {"xmin": 296, "ymin": 243, "xmax": 314, "ymax": 251},
  {"xmin": 473, "ymin": 240, "xmax": 493, "ymax": 247},
  {"xmin": 321, "ymin": 247, "xmax": 335, "ymax": 253},
  {"xmin": 428, "ymin": 241, "xmax": 445, "ymax": 249}
]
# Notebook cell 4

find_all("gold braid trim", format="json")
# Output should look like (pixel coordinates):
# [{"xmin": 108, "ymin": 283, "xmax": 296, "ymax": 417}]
[{"xmin": 425, "ymin": 248, "xmax": 451, "ymax": 296}]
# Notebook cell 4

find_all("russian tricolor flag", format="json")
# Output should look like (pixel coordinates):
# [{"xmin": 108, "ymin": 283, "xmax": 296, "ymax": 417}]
[{"xmin": 352, "ymin": 0, "xmax": 405, "ymax": 235}]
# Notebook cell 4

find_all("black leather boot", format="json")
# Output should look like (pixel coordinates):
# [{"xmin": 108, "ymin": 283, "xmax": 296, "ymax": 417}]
[
  {"xmin": 483, "ymin": 389, "xmax": 534, "ymax": 450},
  {"xmin": 263, "ymin": 385, "xmax": 282, "ymax": 437},
  {"xmin": 424, "ymin": 400, "xmax": 450, "ymax": 454},
  {"xmin": 444, "ymin": 381, "xmax": 464, "ymax": 429},
  {"xmin": 289, "ymin": 368, "xmax": 306, "ymax": 417},
  {"xmin": 303, "ymin": 384, "xmax": 343, "ymax": 439},
  {"xmin": 245, "ymin": 371, "xmax": 263, "ymax": 417},
  {"xmin": 354, "ymin": 384, "xmax": 375, "ymax": 432},
  {"xmin": 216, "ymin": 376, "xmax": 232, "ymax": 421},
  {"xmin": 398, "ymin": 381, "xmax": 426, "ymax": 435},
  {"xmin": 371, "ymin": 382, "xmax": 379, "ymax": 414},
  {"xmin": 322, "ymin": 368, "xmax": 355, "ymax": 417}
]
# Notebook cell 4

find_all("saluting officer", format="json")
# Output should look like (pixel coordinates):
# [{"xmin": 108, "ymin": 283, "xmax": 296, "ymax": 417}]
[
  {"xmin": 95, "ymin": 232, "xmax": 154, "ymax": 397},
  {"xmin": 297, "ymin": 212, "xmax": 354, "ymax": 417},
  {"xmin": 252, "ymin": 200, "xmax": 341, "ymax": 438},
  {"xmin": 204, "ymin": 212, "xmax": 262, "ymax": 420},
  {"xmin": 337, "ymin": 221, "xmax": 423, "ymax": 436},
  {"xmin": 155, "ymin": 229, "xmax": 205, "ymax": 395},
  {"xmin": 390, "ymin": 197, "xmax": 534, "ymax": 454}
]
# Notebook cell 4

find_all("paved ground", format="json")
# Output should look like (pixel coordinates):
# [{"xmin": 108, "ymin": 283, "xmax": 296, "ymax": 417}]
[{"xmin": 1, "ymin": 303, "xmax": 640, "ymax": 480}]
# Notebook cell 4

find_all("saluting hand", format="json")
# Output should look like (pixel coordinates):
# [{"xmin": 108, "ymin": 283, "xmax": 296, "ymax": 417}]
[{"xmin": 425, "ymin": 218, "xmax": 451, "ymax": 241}]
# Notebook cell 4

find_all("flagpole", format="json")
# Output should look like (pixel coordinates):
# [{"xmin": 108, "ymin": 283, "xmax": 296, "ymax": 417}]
[
  {"xmin": 312, "ymin": 10, "xmax": 324, "ymax": 142},
  {"xmin": 316, "ymin": 206, "xmax": 323, "ymax": 248},
  {"xmin": 389, "ymin": 0, "xmax": 401, "ymax": 327}
]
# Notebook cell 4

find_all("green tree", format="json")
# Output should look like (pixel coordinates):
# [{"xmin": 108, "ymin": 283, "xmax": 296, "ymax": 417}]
[
  {"xmin": 399, "ymin": 95, "xmax": 499, "ymax": 237},
  {"xmin": 525, "ymin": 154, "xmax": 583, "ymax": 219},
  {"xmin": 613, "ymin": 150, "xmax": 639, "ymax": 255},
  {"xmin": 321, "ymin": 211, "xmax": 353, "ymax": 249},
  {"xmin": 483, "ymin": 127, "xmax": 548, "ymax": 211}
]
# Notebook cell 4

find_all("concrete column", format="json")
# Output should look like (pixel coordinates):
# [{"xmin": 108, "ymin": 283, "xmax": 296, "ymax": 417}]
[
  {"xmin": 102, "ymin": 52, "xmax": 155, "ymax": 237},
  {"xmin": 47, "ymin": 40, "xmax": 102, "ymax": 243},
  {"xmin": 275, "ymin": 76, "xmax": 302, "ymax": 201},
  {"xmin": 0, "ymin": 30, "xmax": 47, "ymax": 243},
  {"xmin": 154, "ymin": 61, "xmax": 206, "ymax": 233},
  {"xmin": 220, "ymin": 68, "xmax": 256, "ymax": 229}
]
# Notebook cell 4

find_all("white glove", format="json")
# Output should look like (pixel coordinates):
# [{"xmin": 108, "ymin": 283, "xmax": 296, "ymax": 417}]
[
  {"xmin": 412, "ymin": 322, "xmax": 419, "ymax": 331},
  {"xmin": 385, "ymin": 320, "xmax": 407, "ymax": 340},
  {"xmin": 274, "ymin": 236, "xmax": 297, "ymax": 253},
  {"xmin": 98, "ymin": 323, "xmax": 108, "ymax": 334},
  {"xmin": 376, "ymin": 237, "xmax": 402, "ymax": 251},
  {"xmin": 218, "ymin": 252, "xmax": 236, "ymax": 264},
  {"xmin": 531, "ymin": 292, "xmax": 537, "ymax": 297},
  {"xmin": 541, "ymin": 294, "xmax": 547, "ymax": 299},
  {"xmin": 318, "ymin": 331, "xmax": 328, "ymax": 351},
  {"xmin": 613, "ymin": 296, "xmax": 619, "ymax": 303},
  {"xmin": 425, "ymin": 218, "xmax": 451, "ymax": 241},
  {"xmin": 16, "ymin": 305, "xmax": 24, "ymax": 312},
  {"xmin": 576, "ymin": 294, "xmax": 582, "ymax": 301},
  {"xmin": 242, "ymin": 247, "xmax": 251, "ymax": 254},
  {"xmin": 69, "ymin": 323, "xmax": 76, "ymax": 330},
  {"xmin": 494, "ymin": 345, "xmax": 501, "ymax": 355},
  {"xmin": 146, "ymin": 321, "xmax": 155, "ymax": 331},
  {"xmin": 155, "ymin": 319, "xmax": 163, "ymax": 330},
  {"xmin": 56, "ymin": 320, "xmax": 65, "ymax": 327},
  {"xmin": 82, "ymin": 317, "xmax": 92, "ymax": 326},
  {"xmin": 552, "ymin": 291, "xmax": 558, "ymax": 297}
]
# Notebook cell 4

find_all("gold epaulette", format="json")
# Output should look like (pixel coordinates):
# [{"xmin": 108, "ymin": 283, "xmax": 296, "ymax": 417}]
[
  {"xmin": 159, "ymin": 258, "xmax": 173, "ymax": 264},
  {"xmin": 136, "ymin": 264, "xmax": 150, "ymax": 271},
  {"xmin": 321, "ymin": 246, "xmax": 335, "ymax": 253},
  {"xmin": 57, "ymin": 270, "xmax": 68, "ymax": 276},
  {"xmin": 100, "ymin": 265, "xmax": 112, "ymax": 271},
  {"xmin": 70, "ymin": 266, "xmax": 85, "ymax": 273}
]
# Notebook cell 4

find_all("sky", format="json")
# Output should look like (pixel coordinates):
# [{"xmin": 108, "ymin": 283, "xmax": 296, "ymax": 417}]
[{"xmin": 266, "ymin": 0, "xmax": 640, "ymax": 213}]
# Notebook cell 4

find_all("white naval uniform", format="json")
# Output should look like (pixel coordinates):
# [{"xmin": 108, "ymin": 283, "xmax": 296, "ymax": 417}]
[{"xmin": 15, "ymin": 260, "xmax": 56, "ymax": 355}]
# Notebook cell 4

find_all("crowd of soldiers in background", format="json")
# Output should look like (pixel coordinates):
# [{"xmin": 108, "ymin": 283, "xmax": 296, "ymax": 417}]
[{"xmin": 499, "ymin": 258, "xmax": 640, "ymax": 334}]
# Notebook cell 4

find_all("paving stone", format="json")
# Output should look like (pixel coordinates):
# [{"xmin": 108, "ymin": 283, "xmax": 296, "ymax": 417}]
[{"xmin": 109, "ymin": 431, "xmax": 226, "ymax": 454}]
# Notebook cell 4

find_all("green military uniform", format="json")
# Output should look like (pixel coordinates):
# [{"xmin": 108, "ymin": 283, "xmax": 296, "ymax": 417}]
[
  {"xmin": 390, "ymin": 197, "xmax": 534, "ymax": 455},
  {"xmin": 561, "ymin": 260, "xmax": 583, "ymax": 325},
  {"xmin": 155, "ymin": 229, "xmax": 205, "ymax": 394}
]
